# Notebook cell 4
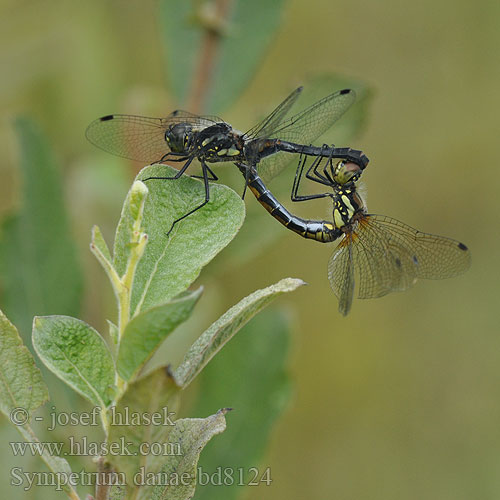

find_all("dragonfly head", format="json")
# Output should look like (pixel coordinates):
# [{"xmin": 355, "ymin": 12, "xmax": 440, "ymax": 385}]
[
  {"xmin": 332, "ymin": 161, "xmax": 363, "ymax": 185},
  {"xmin": 165, "ymin": 123, "xmax": 194, "ymax": 153}
]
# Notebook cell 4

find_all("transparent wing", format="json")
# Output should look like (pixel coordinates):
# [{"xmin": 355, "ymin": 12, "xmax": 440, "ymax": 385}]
[
  {"xmin": 167, "ymin": 110, "xmax": 224, "ymax": 127},
  {"xmin": 352, "ymin": 216, "xmax": 419, "ymax": 298},
  {"xmin": 368, "ymin": 215, "xmax": 471, "ymax": 279},
  {"xmin": 258, "ymin": 88, "xmax": 356, "ymax": 183},
  {"xmin": 327, "ymin": 214, "xmax": 470, "ymax": 313},
  {"xmin": 245, "ymin": 87, "xmax": 303, "ymax": 140},
  {"xmin": 85, "ymin": 112, "xmax": 223, "ymax": 163},
  {"xmin": 327, "ymin": 237, "xmax": 356, "ymax": 316}
]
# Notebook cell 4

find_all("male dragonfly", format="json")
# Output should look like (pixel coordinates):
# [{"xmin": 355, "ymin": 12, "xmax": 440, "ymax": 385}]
[
  {"xmin": 86, "ymin": 87, "xmax": 368, "ymax": 233},
  {"xmin": 274, "ymin": 153, "xmax": 470, "ymax": 315}
]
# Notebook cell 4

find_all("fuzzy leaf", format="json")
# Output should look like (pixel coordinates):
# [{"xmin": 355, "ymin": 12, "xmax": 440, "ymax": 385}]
[
  {"xmin": 113, "ymin": 165, "xmax": 245, "ymax": 314},
  {"xmin": 32, "ymin": 315, "xmax": 115, "ymax": 407},
  {"xmin": 118, "ymin": 288, "xmax": 203, "ymax": 381},
  {"xmin": 0, "ymin": 309, "xmax": 48, "ymax": 420},
  {"xmin": 107, "ymin": 367, "xmax": 181, "ymax": 487},
  {"xmin": 0, "ymin": 310, "xmax": 75, "ymax": 497},
  {"xmin": 150, "ymin": 410, "xmax": 228, "ymax": 500},
  {"xmin": 175, "ymin": 277, "xmax": 304, "ymax": 387}
]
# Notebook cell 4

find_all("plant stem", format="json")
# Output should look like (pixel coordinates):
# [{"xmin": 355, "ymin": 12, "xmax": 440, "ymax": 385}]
[
  {"xmin": 94, "ymin": 457, "xmax": 112, "ymax": 500},
  {"xmin": 115, "ymin": 232, "xmax": 148, "ymax": 395},
  {"xmin": 187, "ymin": 0, "xmax": 233, "ymax": 113}
]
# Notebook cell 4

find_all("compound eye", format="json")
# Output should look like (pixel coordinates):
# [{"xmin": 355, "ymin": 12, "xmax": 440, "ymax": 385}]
[{"xmin": 334, "ymin": 161, "xmax": 361, "ymax": 184}]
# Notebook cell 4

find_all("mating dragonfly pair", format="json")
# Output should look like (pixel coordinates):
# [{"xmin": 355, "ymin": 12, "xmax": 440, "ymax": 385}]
[{"xmin": 86, "ymin": 87, "xmax": 470, "ymax": 315}]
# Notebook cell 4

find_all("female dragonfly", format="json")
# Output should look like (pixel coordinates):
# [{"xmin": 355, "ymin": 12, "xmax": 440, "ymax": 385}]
[{"xmin": 253, "ymin": 151, "xmax": 470, "ymax": 315}]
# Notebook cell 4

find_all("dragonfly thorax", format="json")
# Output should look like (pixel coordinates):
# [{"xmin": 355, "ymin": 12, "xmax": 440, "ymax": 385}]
[
  {"xmin": 332, "ymin": 186, "xmax": 364, "ymax": 229},
  {"xmin": 193, "ymin": 123, "xmax": 243, "ymax": 160},
  {"xmin": 165, "ymin": 123, "xmax": 195, "ymax": 153}
]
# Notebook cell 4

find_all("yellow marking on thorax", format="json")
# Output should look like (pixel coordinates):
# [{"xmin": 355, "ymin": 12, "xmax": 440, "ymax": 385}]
[
  {"xmin": 334, "ymin": 209, "xmax": 344, "ymax": 228},
  {"xmin": 341, "ymin": 195, "xmax": 354, "ymax": 216}
]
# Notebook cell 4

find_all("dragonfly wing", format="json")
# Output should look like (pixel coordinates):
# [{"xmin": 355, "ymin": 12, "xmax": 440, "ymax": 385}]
[
  {"xmin": 258, "ymin": 88, "xmax": 356, "ymax": 182},
  {"xmin": 85, "ymin": 112, "xmax": 225, "ymax": 163},
  {"xmin": 368, "ymin": 215, "xmax": 471, "ymax": 280},
  {"xmin": 328, "ymin": 237, "xmax": 356, "ymax": 316},
  {"xmin": 245, "ymin": 87, "xmax": 303, "ymax": 140},
  {"xmin": 165, "ymin": 110, "xmax": 225, "ymax": 129},
  {"xmin": 86, "ymin": 114, "xmax": 174, "ymax": 163}
]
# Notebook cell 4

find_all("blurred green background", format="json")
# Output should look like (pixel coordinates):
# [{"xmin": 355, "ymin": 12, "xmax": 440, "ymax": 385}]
[{"xmin": 1, "ymin": 0, "xmax": 499, "ymax": 499}]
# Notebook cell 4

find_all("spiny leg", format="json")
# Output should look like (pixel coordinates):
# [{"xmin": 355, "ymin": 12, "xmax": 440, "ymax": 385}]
[
  {"xmin": 308, "ymin": 144, "xmax": 334, "ymax": 184},
  {"xmin": 234, "ymin": 162, "xmax": 253, "ymax": 200},
  {"xmin": 166, "ymin": 159, "xmax": 212, "ymax": 236},
  {"xmin": 242, "ymin": 162, "xmax": 254, "ymax": 200},
  {"xmin": 142, "ymin": 155, "xmax": 194, "ymax": 182},
  {"xmin": 190, "ymin": 163, "xmax": 218, "ymax": 181},
  {"xmin": 292, "ymin": 153, "xmax": 331, "ymax": 202}
]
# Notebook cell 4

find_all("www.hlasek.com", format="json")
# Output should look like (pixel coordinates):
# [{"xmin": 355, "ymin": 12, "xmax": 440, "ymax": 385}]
[
  {"xmin": 10, "ymin": 436, "xmax": 182, "ymax": 458},
  {"xmin": 10, "ymin": 467, "xmax": 273, "ymax": 491}
]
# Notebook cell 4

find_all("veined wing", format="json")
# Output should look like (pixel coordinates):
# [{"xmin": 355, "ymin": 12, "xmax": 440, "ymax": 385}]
[
  {"xmin": 328, "ymin": 214, "xmax": 470, "ymax": 314},
  {"xmin": 166, "ymin": 110, "xmax": 225, "ymax": 128},
  {"xmin": 244, "ymin": 87, "xmax": 303, "ymax": 140},
  {"xmin": 258, "ymin": 88, "xmax": 356, "ymax": 183},
  {"xmin": 85, "ymin": 112, "xmax": 224, "ymax": 163},
  {"xmin": 367, "ymin": 215, "xmax": 471, "ymax": 280},
  {"xmin": 327, "ymin": 236, "xmax": 356, "ymax": 316}
]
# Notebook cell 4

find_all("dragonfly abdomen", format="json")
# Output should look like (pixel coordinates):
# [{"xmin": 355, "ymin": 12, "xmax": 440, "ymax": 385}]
[{"xmin": 243, "ymin": 166, "xmax": 340, "ymax": 243}]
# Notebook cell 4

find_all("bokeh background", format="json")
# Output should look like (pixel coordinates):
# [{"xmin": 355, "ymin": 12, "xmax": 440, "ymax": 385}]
[{"xmin": 1, "ymin": 0, "xmax": 499, "ymax": 499}]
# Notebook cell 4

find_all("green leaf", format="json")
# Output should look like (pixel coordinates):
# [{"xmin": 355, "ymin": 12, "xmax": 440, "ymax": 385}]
[
  {"xmin": 16, "ymin": 425, "xmax": 75, "ymax": 496},
  {"xmin": 112, "ymin": 180, "xmax": 149, "ymax": 273},
  {"xmin": 150, "ymin": 409, "xmax": 228, "ymax": 500},
  {"xmin": 159, "ymin": 0, "xmax": 202, "ymax": 106},
  {"xmin": 159, "ymin": 0, "xmax": 287, "ymax": 113},
  {"xmin": 107, "ymin": 367, "xmax": 181, "ymax": 488},
  {"xmin": 0, "ymin": 309, "xmax": 48, "ymax": 420},
  {"xmin": 205, "ymin": 0, "xmax": 287, "ymax": 114},
  {"xmin": 91, "ymin": 224, "xmax": 113, "ymax": 264},
  {"xmin": 113, "ymin": 165, "xmax": 245, "ymax": 314},
  {"xmin": 0, "ymin": 117, "xmax": 83, "ymax": 337},
  {"xmin": 32, "ymin": 315, "xmax": 115, "ymax": 407},
  {"xmin": 0, "ymin": 310, "xmax": 76, "ymax": 498},
  {"xmin": 117, "ymin": 288, "xmax": 203, "ymax": 382},
  {"xmin": 192, "ymin": 309, "xmax": 291, "ymax": 500},
  {"xmin": 175, "ymin": 277, "xmax": 304, "ymax": 387}
]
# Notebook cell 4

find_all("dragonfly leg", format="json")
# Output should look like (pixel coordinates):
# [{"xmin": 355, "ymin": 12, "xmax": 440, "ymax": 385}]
[
  {"xmin": 308, "ymin": 144, "xmax": 334, "ymax": 184},
  {"xmin": 166, "ymin": 160, "xmax": 211, "ymax": 236},
  {"xmin": 291, "ymin": 154, "xmax": 331, "ymax": 202},
  {"xmin": 190, "ymin": 164, "xmax": 218, "ymax": 181},
  {"xmin": 142, "ymin": 156, "xmax": 194, "ymax": 182},
  {"xmin": 234, "ymin": 162, "xmax": 252, "ymax": 200},
  {"xmin": 152, "ymin": 152, "xmax": 187, "ymax": 164}
]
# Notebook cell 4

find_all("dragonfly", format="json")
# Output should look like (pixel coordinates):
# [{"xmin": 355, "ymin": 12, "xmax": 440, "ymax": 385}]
[
  {"xmin": 86, "ymin": 87, "xmax": 368, "ymax": 233},
  {"xmin": 285, "ymin": 153, "xmax": 471, "ymax": 315}
]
